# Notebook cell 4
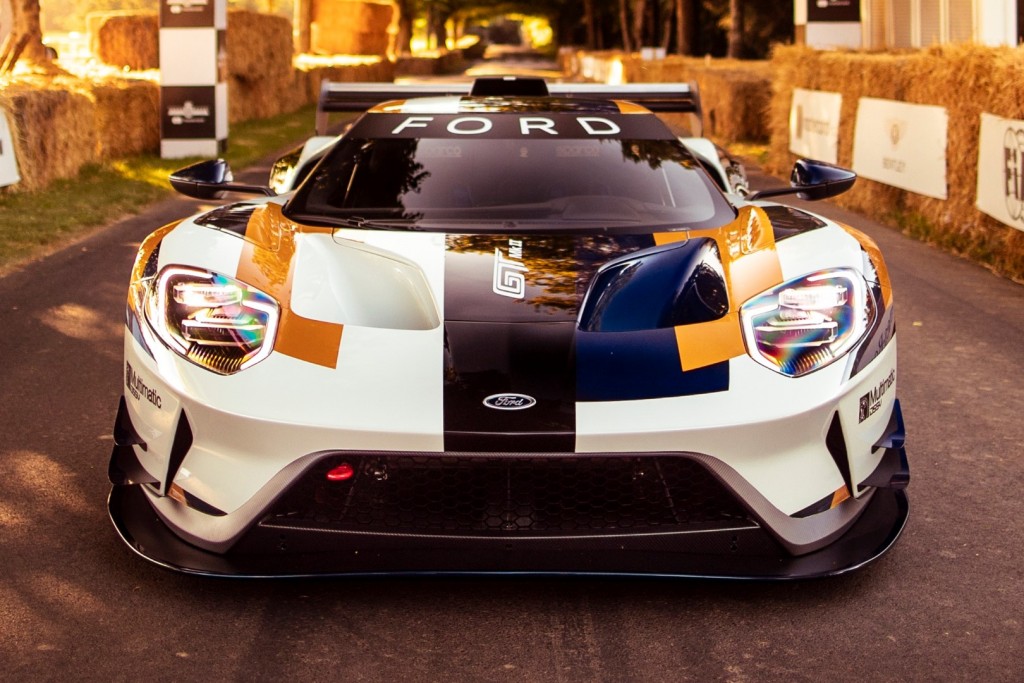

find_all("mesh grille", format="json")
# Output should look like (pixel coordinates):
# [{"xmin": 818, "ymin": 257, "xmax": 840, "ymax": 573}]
[{"xmin": 262, "ymin": 454, "xmax": 756, "ymax": 537}]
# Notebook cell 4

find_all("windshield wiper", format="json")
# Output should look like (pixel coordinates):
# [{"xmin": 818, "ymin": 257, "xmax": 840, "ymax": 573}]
[{"xmin": 285, "ymin": 213, "xmax": 420, "ymax": 231}]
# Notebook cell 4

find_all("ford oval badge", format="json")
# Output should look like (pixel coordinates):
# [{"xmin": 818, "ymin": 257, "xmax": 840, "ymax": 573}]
[{"xmin": 483, "ymin": 393, "xmax": 537, "ymax": 410}]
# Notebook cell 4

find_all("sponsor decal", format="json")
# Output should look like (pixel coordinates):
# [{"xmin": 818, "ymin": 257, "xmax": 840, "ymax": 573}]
[
  {"xmin": 483, "ymin": 393, "xmax": 537, "ymax": 411},
  {"xmin": 125, "ymin": 361, "xmax": 163, "ymax": 409},
  {"xmin": 858, "ymin": 368, "xmax": 895, "ymax": 423},
  {"xmin": 492, "ymin": 239, "xmax": 528, "ymax": 299}
]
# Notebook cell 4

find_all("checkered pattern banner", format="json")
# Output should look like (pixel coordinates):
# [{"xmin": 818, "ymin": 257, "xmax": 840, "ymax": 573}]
[{"xmin": 160, "ymin": 0, "xmax": 227, "ymax": 158}]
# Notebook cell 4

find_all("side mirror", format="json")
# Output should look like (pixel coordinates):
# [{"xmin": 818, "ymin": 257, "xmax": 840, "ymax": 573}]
[
  {"xmin": 169, "ymin": 159, "xmax": 276, "ymax": 200},
  {"xmin": 749, "ymin": 159, "xmax": 856, "ymax": 202}
]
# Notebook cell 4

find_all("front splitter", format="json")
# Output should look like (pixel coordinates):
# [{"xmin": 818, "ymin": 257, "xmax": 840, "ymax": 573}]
[{"xmin": 108, "ymin": 484, "xmax": 909, "ymax": 580}]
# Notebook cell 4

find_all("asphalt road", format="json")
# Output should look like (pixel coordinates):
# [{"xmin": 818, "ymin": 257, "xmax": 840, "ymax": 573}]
[{"xmin": 1, "ymin": 148, "xmax": 1022, "ymax": 682}]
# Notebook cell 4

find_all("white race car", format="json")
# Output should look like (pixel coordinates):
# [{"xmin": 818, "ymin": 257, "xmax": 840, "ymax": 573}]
[{"xmin": 108, "ymin": 78, "xmax": 908, "ymax": 578}]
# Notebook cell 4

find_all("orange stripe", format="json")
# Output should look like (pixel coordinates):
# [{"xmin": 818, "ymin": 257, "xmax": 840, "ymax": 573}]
[
  {"xmin": 614, "ymin": 100, "xmax": 649, "ymax": 114},
  {"xmin": 837, "ymin": 223, "xmax": 894, "ymax": 307},
  {"xmin": 830, "ymin": 486, "xmax": 851, "ymax": 509},
  {"xmin": 129, "ymin": 221, "xmax": 182, "ymax": 312},
  {"xmin": 236, "ymin": 205, "xmax": 344, "ymax": 369},
  {"xmin": 656, "ymin": 207, "xmax": 784, "ymax": 371}
]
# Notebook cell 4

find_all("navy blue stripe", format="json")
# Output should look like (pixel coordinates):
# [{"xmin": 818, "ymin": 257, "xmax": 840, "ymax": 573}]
[{"xmin": 576, "ymin": 328, "xmax": 728, "ymax": 402}]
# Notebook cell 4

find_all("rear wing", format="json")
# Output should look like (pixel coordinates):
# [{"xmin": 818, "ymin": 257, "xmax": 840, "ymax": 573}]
[{"xmin": 316, "ymin": 78, "xmax": 704, "ymax": 136}]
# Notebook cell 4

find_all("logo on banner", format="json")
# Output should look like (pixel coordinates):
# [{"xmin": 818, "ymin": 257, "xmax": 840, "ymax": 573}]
[
  {"xmin": 882, "ymin": 119, "xmax": 908, "ymax": 174},
  {"xmin": 1004, "ymin": 128, "xmax": 1024, "ymax": 223},
  {"xmin": 168, "ymin": 0, "xmax": 209, "ymax": 14},
  {"xmin": 493, "ymin": 239, "xmax": 528, "ymax": 299},
  {"xmin": 160, "ymin": 0, "xmax": 214, "ymax": 27},
  {"xmin": 168, "ymin": 100, "xmax": 210, "ymax": 126}
]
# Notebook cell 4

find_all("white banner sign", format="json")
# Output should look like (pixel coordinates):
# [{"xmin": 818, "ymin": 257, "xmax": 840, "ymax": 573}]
[
  {"xmin": 852, "ymin": 97, "xmax": 948, "ymax": 200},
  {"xmin": 0, "ymin": 111, "xmax": 20, "ymax": 188},
  {"xmin": 789, "ymin": 88, "xmax": 842, "ymax": 164},
  {"xmin": 977, "ymin": 112, "xmax": 1024, "ymax": 233}
]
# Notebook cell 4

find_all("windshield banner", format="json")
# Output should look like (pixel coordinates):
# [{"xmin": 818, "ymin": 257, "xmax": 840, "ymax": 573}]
[{"xmin": 351, "ymin": 113, "xmax": 672, "ymax": 140}]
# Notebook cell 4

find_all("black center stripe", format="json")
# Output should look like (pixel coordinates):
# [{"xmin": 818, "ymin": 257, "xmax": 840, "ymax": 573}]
[{"xmin": 441, "ymin": 234, "xmax": 729, "ymax": 453}]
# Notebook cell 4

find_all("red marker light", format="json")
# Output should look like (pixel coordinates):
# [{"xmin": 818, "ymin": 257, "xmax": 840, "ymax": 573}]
[{"xmin": 326, "ymin": 463, "xmax": 354, "ymax": 482}]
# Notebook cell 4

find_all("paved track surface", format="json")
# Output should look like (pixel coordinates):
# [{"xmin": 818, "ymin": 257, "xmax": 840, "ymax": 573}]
[{"xmin": 1, "ymin": 141, "xmax": 1022, "ymax": 682}]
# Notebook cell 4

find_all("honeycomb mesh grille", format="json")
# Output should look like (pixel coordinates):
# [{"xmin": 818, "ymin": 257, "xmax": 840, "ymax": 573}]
[{"xmin": 262, "ymin": 454, "xmax": 756, "ymax": 537}]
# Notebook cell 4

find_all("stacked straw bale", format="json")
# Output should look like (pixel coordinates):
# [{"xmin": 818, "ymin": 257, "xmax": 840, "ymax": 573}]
[
  {"xmin": 87, "ymin": 11, "xmax": 159, "ymax": 71},
  {"xmin": 768, "ymin": 44, "xmax": 1024, "ymax": 281},
  {"xmin": 227, "ymin": 10, "xmax": 300, "ymax": 123},
  {"xmin": 92, "ymin": 78, "xmax": 160, "ymax": 159},
  {"xmin": 310, "ymin": 0, "xmax": 395, "ymax": 56},
  {"xmin": 0, "ymin": 79, "xmax": 96, "ymax": 191}
]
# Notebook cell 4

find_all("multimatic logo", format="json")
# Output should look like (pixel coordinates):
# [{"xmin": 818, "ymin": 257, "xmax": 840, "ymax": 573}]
[
  {"xmin": 126, "ymin": 361, "xmax": 163, "ymax": 409},
  {"xmin": 483, "ymin": 393, "xmax": 537, "ymax": 411},
  {"xmin": 493, "ymin": 239, "xmax": 528, "ymax": 299},
  {"xmin": 858, "ymin": 369, "xmax": 895, "ymax": 423},
  {"xmin": 1004, "ymin": 128, "xmax": 1024, "ymax": 223},
  {"xmin": 168, "ymin": 101, "xmax": 210, "ymax": 126}
]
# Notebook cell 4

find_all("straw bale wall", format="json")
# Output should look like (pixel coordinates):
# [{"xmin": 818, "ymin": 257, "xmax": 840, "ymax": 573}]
[
  {"xmin": 87, "ymin": 11, "xmax": 158, "ymax": 71},
  {"xmin": 561, "ymin": 50, "xmax": 772, "ymax": 143},
  {"xmin": 768, "ymin": 45, "xmax": 1024, "ymax": 281}
]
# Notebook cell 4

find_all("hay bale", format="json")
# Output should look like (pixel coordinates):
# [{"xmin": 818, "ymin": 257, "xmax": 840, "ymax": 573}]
[
  {"xmin": 0, "ymin": 76, "xmax": 98, "ymax": 191},
  {"xmin": 227, "ymin": 9, "xmax": 293, "ymax": 81},
  {"xmin": 310, "ymin": 0, "xmax": 395, "ymax": 56},
  {"xmin": 88, "ymin": 11, "xmax": 158, "ymax": 71},
  {"xmin": 92, "ymin": 78, "xmax": 160, "ymax": 159}
]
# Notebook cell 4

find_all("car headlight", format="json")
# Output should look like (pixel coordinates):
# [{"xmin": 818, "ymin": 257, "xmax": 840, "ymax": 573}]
[
  {"xmin": 740, "ymin": 269, "xmax": 872, "ymax": 377},
  {"xmin": 144, "ymin": 266, "xmax": 280, "ymax": 375}
]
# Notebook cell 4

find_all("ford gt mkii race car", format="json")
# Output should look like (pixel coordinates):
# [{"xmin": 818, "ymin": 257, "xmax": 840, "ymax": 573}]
[{"xmin": 108, "ymin": 77, "xmax": 909, "ymax": 578}]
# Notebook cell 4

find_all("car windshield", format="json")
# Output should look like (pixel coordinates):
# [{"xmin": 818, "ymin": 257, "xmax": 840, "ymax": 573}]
[{"xmin": 286, "ymin": 121, "xmax": 735, "ymax": 232}]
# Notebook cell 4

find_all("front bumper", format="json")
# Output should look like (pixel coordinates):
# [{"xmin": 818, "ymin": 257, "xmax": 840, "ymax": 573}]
[{"xmin": 108, "ymin": 479, "xmax": 908, "ymax": 579}]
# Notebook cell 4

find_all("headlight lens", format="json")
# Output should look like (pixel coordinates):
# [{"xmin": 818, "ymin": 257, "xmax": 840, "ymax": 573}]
[
  {"xmin": 740, "ymin": 269, "xmax": 872, "ymax": 377},
  {"xmin": 144, "ymin": 266, "xmax": 280, "ymax": 375}
]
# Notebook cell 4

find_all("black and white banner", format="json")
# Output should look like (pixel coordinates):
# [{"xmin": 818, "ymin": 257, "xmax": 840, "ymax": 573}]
[
  {"xmin": 977, "ymin": 112, "xmax": 1024, "ymax": 233},
  {"xmin": 159, "ymin": 0, "xmax": 227, "ymax": 158},
  {"xmin": 789, "ymin": 88, "xmax": 842, "ymax": 164}
]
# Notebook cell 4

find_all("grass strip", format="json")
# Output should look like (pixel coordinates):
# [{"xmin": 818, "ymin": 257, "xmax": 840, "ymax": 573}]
[{"xmin": 0, "ymin": 104, "xmax": 319, "ymax": 270}]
